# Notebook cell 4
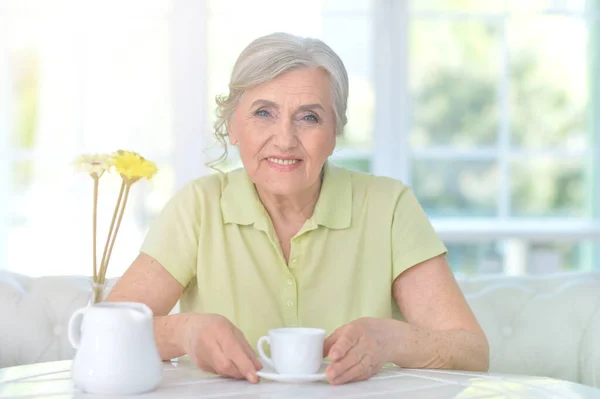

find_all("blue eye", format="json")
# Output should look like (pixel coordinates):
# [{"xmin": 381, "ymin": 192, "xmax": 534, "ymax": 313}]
[
  {"xmin": 255, "ymin": 109, "xmax": 270, "ymax": 117},
  {"xmin": 303, "ymin": 114, "xmax": 319, "ymax": 122}
]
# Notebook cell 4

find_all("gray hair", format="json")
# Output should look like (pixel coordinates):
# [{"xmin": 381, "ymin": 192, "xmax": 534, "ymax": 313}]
[{"xmin": 208, "ymin": 32, "xmax": 349, "ymax": 169}]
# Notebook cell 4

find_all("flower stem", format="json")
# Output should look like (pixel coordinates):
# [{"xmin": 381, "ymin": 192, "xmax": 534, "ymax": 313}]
[
  {"xmin": 93, "ymin": 176, "xmax": 99, "ymax": 281},
  {"xmin": 99, "ymin": 180, "xmax": 125, "ymax": 283},
  {"xmin": 90, "ymin": 281, "xmax": 105, "ymax": 304},
  {"xmin": 100, "ymin": 182, "xmax": 132, "ymax": 284}
]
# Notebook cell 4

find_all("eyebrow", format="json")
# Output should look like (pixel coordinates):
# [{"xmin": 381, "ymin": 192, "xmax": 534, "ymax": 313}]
[
  {"xmin": 250, "ymin": 99, "xmax": 325, "ymax": 113},
  {"xmin": 298, "ymin": 103, "xmax": 325, "ymax": 113}
]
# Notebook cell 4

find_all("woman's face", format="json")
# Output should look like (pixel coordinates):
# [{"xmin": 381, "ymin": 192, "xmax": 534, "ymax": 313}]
[{"xmin": 229, "ymin": 67, "xmax": 337, "ymax": 196}]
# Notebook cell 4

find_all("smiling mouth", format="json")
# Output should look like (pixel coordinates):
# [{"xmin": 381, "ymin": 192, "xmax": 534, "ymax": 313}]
[{"xmin": 266, "ymin": 157, "xmax": 301, "ymax": 165}]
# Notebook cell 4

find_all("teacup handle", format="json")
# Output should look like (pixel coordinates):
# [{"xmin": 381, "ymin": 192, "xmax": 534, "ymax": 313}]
[
  {"xmin": 68, "ymin": 308, "xmax": 87, "ymax": 349},
  {"xmin": 257, "ymin": 336, "xmax": 274, "ymax": 369}
]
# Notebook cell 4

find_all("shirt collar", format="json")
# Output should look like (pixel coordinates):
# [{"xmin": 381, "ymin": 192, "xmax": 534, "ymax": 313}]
[
  {"xmin": 221, "ymin": 168, "xmax": 264, "ymax": 226},
  {"xmin": 221, "ymin": 162, "xmax": 352, "ymax": 230},
  {"xmin": 311, "ymin": 162, "xmax": 352, "ymax": 229}
]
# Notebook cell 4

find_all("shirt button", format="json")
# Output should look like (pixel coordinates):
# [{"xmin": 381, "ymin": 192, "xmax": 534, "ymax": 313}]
[
  {"xmin": 287, "ymin": 279, "xmax": 293, "ymax": 286},
  {"xmin": 286, "ymin": 300, "xmax": 293, "ymax": 307},
  {"xmin": 290, "ymin": 258, "xmax": 298, "ymax": 264}
]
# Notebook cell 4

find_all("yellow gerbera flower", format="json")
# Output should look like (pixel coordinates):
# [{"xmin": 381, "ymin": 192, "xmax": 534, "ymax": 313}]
[
  {"xmin": 110, "ymin": 150, "xmax": 158, "ymax": 182},
  {"xmin": 73, "ymin": 153, "xmax": 111, "ymax": 178}
]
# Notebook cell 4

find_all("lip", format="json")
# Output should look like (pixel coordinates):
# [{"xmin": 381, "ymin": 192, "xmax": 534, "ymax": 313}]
[
  {"xmin": 263, "ymin": 155, "xmax": 302, "ymax": 161},
  {"xmin": 264, "ymin": 156, "xmax": 303, "ymax": 172}
]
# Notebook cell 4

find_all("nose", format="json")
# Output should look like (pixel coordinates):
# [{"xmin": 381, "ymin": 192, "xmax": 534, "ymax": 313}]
[{"xmin": 272, "ymin": 120, "xmax": 298, "ymax": 150}]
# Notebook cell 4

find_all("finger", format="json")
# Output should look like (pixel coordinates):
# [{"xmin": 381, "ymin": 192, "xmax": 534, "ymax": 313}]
[
  {"xmin": 244, "ymin": 342, "xmax": 263, "ymax": 371},
  {"xmin": 330, "ymin": 353, "xmax": 372, "ymax": 385},
  {"xmin": 189, "ymin": 345, "xmax": 215, "ymax": 374},
  {"xmin": 326, "ymin": 348, "xmax": 361, "ymax": 382},
  {"xmin": 323, "ymin": 327, "xmax": 344, "ymax": 357},
  {"xmin": 327, "ymin": 332, "xmax": 358, "ymax": 362},
  {"xmin": 188, "ymin": 338, "xmax": 223, "ymax": 375},
  {"xmin": 235, "ymin": 329, "xmax": 263, "ymax": 371},
  {"xmin": 211, "ymin": 347, "xmax": 244, "ymax": 379},
  {"xmin": 221, "ymin": 336, "xmax": 260, "ymax": 383}
]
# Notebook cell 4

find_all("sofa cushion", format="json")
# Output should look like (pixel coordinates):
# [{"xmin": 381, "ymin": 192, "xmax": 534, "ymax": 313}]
[
  {"xmin": 0, "ymin": 271, "xmax": 116, "ymax": 367},
  {"xmin": 459, "ymin": 272, "xmax": 600, "ymax": 386}
]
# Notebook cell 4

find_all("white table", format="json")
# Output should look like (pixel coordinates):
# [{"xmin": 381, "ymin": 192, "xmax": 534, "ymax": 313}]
[{"xmin": 1, "ymin": 360, "xmax": 600, "ymax": 399}]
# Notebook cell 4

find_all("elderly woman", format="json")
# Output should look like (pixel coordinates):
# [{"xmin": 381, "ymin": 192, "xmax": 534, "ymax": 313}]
[{"xmin": 107, "ymin": 32, "xmax": 489, "ymax": 385}]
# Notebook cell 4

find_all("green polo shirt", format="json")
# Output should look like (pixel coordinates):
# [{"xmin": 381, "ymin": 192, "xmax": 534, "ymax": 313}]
[{"xmin": 140, "ymin": 163, "xmax": 447, "ymax": 350}]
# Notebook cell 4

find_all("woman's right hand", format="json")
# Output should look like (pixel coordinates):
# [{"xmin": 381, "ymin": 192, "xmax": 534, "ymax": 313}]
[{"xmin": 182, "ymin": 313, "xmax": 262, "ymax": 383}]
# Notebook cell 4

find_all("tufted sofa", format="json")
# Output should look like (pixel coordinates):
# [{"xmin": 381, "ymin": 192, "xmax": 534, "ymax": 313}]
[{"xmin": 1, "ymin": 270, "xmax": 599, "ymax": 387}]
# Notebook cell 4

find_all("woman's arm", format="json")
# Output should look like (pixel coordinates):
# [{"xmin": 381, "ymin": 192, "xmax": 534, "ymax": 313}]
[
  {"xmin": 391, "ymin": 254, "xmax": 489, "ymax": 371},
  {"xmin": 106, "ymin": 253, "xmax": 187, "ymax": 360},
  {"xmin": 106, "ymin": 253, "xmax": 262, "ymax": 382},
  {"xmin": 324, "ymin": 254, "xmax": 489, "ymax": 385}
]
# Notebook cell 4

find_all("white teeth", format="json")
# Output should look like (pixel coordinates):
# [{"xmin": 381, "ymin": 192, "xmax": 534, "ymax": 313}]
[{"xmin": 267, "ymin": 157, "xmax": 299, "ymax": 165}]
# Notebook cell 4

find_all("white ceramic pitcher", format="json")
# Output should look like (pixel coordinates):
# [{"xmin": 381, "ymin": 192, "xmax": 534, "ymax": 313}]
[{"xmin": 68, "ymin": 302, "xmax": 163, "ymax": 395}]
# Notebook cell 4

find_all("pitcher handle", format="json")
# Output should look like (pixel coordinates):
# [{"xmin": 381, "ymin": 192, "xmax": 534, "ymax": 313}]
[{"xmin": 68, "ymin": 308, "xmax": 86, "ymax": 349}]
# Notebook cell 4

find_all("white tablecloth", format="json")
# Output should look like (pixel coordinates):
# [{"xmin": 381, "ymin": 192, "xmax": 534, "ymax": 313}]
[{"xmin": 1, "ymin": 360, "xmax": 600, "ymax": 398}]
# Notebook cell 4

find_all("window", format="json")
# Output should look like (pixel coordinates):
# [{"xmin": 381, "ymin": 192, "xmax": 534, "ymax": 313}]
[
  {"xmin": 371, "ymin": 0, "xmax": 600, "ymax": 274},
  {"xmin": 1, "ymin": 0, "xmax": 598, "ymax": 277},
  {"xmin": 1, "ymin": 0, "xmax": 177, "ymax": 276}
]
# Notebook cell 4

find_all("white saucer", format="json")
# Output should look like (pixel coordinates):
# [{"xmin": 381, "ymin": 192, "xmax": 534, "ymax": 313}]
[{"xmin": 257, "ymin": 363, "xmax": 328, "ymax": 383}]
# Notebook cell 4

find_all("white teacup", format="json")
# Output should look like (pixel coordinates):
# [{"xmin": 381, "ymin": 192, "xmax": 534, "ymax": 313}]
[{"xmin": 257, "ymin": 328, "xmax": 325, "ymax": 375}]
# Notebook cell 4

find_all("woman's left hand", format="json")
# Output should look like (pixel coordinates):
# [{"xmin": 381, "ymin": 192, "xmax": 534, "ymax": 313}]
[{"xmin": 323, "ymin": 317, "xmax": 399, "ymax": 385}]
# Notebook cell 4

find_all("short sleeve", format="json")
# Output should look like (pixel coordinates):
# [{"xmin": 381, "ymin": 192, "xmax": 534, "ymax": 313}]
[
  {"xmin": 140, "ymin": 183, "xmax": 200, "ymax": 287},
  {"xmin": 392, "ymin": 188, "xmax": 447, "ymax": 279}
]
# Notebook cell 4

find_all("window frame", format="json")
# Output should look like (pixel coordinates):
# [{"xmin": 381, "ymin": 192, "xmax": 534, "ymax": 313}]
[{"xmin": 367, "ymin": 0, "xmax": 600, "ymax": 260}]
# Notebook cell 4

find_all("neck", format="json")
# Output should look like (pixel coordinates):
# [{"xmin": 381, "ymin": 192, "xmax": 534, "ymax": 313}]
[{"xmin": 256, "ymin": 177, "xmax": 322, "ymax": 225}]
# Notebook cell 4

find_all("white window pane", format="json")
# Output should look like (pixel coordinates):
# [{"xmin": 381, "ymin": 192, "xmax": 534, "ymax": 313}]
[
  {"xmin": 508, "ymin": 0, "xmax": 589, "ymax": 13},
  {"xmin": 5, "ymin": 0, "xmax": 172, "ymax": 17},
  {"xmin": 321, "ymin": 0, "xmax": 372, "ymax": 13},
  {"xmin": 330, "ymin": 156, "xmax": 371, "ymax": 172},
  {"xmin": 207, "ymin": 0, "xmax": 371, "ymax": 15},
  {"xmin": 412, "ymin": 159, "xmax": 499, "ymax": 217},
  {"xmin": 446, "ymin": 241, "xmax": 503, "ymax": 275},
  {"xmin": 409, "ymin": 20, "xmax": 501, "ymax": 149},
  {"xmin": 411, "ymin": 0, "xmax": 506, "ymax": 13},
  {"xmin": 4, "ymin": 6, "xmax": 177, "ymax": 275},
  {"xmin": 508, "ymin": 17, "xmax": 589, "ymax": 150},
  {"xmin": 8, "ymin": 159, "xmax": 173, "ymax": 277},
  {"xmin": 7, "ymin": 13, "xmax": 174, "ymax": 156},
  {"xmin": 208, "ymin": 0, "xmax": 320, "ymax": 15},
  {"xmin": 145, "ymin": 162, "xmax": 176, "ymax": 217},
  {"xmin": 447, "ymin": 239, "xmax": 596, "ymax": 275},
  {"xmin": 80, "ymin": 0, "xmax": 172, "ymax": 18},
  {"xmin": 510, "ymin": 158, "xmax": 588, "ymax": 217},
  {"xmin": 4, "ymin": 0, "xmax": 77, "ymax": 15},
  {"xmin": 8, "ymin": 16, "xmax": 85, "ymax": 156},
  {"xmin": 82, "ymin": 17, "xmax": 173, "ymax": 155},
  {"xmin": 322, "ymin": 16, "xmax": 374, "ymax": 148},
  {"xmin": 8, "ymin": 50, "xmax": 37, "ymax": 150},
  {"xmin": 527, "ymin": 241, "xmax": 595, "ymax": 273}
]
